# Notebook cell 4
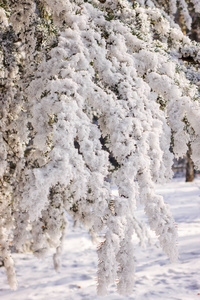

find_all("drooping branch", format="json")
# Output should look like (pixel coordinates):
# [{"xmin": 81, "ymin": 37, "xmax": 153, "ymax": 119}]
[{"xmin": 0, "ymin": 0, "xmax": 200, "ymax": 295}]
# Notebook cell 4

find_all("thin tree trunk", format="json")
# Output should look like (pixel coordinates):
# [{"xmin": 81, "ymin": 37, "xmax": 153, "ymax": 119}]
[{"xmin": 186, "ymin": 143, "xmax": 194, "ymax": 182}]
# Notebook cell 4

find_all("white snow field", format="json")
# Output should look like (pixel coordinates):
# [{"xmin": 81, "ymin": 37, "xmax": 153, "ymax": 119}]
[{"xmin": 0, "ymin": 178, "xmax": 200, "ymax": 300}]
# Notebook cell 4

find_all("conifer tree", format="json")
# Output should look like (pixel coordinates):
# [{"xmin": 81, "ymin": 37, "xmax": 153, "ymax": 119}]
[{"xmin": 0, "ymin": 0, "xmax": 200, "ymax": 295}]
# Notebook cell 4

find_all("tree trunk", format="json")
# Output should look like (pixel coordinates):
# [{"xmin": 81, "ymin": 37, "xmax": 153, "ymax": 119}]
[{"xmin": 186, "ymin": 144, "xmax": 194, "ymax": 182}]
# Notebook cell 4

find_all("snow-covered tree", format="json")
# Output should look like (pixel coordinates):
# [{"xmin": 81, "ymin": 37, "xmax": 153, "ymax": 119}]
[{"xmin": 0, "ymin": 0, "xmax": 200, "ymax": 295}]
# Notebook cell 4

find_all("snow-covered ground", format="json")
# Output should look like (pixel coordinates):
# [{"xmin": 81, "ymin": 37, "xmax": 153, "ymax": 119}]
[{"xmin": 0, "ymin": 178, "xmax": 200, "ymax": 300}]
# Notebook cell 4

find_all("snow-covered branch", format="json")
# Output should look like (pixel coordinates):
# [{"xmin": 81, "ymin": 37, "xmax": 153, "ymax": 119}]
[{"xmin": 0, "ymin": 0, "xmax": 200, "ymax": 295}]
